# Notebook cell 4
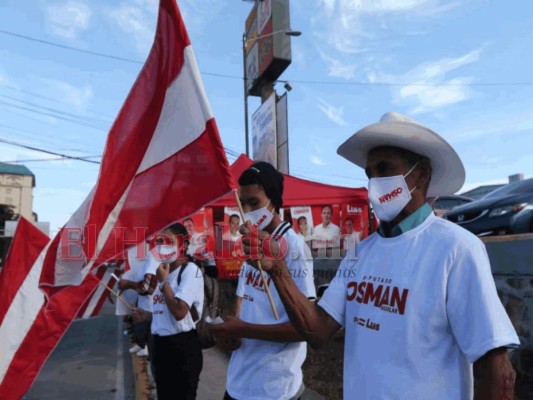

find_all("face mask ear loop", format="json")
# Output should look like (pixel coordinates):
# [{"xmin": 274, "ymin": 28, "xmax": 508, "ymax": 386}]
[
  {"xmin": 404, "ymin": 160, "xmax": 420, "ymax": 178},
  {"xmin": 404, "ymin": 160, "xmax": 420, "ymax": 194}
]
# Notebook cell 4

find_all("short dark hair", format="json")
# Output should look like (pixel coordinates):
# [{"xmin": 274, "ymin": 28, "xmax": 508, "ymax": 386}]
[
  {"xmin": 297, "ymin": 216, "xmax": 307, "ymax": 224},
  {"xmin": 164, "ymin": 222, "xmax": 189, "ymax": 244},
  {"xmin": 239, "ymin": 162, "xmax": 284, "ymax": 213},
  {"xmin": 229, "ymin": 214, "xmax": 240, "ymax": 223},
  {"xmin": 322, "ymin": 205, "xmax": 333, "ymax": 213}
]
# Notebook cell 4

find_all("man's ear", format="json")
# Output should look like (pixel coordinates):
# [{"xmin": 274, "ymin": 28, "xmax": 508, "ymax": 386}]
[{"xmin": 418, "ymin": 157, "xmax": 432, "ymax": 193}]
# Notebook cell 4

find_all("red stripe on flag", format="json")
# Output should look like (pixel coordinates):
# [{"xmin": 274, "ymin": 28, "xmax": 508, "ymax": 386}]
[
  {"xmin": 95, "ymin": 119, "xmax": 233, "ymax": 263},
  {"xmin": 0, "ymin": 218, "xmax": 49, "ymax": 326},
  {"xmin": 0, "ymin": 274, "xmax": 98, "ymax": 399},
  {"xmin": 82, "ymin": 0, "xmax": 190, "ymax": 263}
]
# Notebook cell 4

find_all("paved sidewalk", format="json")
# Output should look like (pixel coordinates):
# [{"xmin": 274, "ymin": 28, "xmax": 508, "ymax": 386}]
[{"xmin": 197, "ymin": 348, "xmax": 228, "ymax": 399}]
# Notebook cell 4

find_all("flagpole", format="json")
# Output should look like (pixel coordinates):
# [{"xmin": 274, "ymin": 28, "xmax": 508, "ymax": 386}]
[
  {"xmin": 97, "ymin": 280, "xmax": 133, "ymax": 311},
  {"xmin": 234, "ymin": 190, "xmax": 279, "ymax": 320}
]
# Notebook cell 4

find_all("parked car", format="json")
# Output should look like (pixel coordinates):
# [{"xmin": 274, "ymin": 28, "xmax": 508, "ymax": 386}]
[
  {"xmin": 427, "ymin": 195, "xmax": 473, "ymax": 217},
  {"xmin": 444, "ymin": 178, "xmax": 533, "ymax": 236}
]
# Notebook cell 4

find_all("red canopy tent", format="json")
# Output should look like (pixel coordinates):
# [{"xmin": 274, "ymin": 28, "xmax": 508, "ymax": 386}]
[
  {"xmin": 207, "ymin": 155, "xmax": 369, "ymax": 278},
  {"xmin": 210, "ymin": 154, "xmax": 368, "ymax": 207}
]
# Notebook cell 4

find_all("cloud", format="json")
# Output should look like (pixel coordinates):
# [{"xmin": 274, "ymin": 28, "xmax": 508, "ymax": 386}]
[
  {"xmin": 371, "ymin": 48, "xmax": 483, "ymax": 114},
  {"xmin": 46, "ymin": 1, "xmax": 92, "ymax": 39},
  {"xmin": 44, "ymin": 79, "xmax": 93, "ymax": 110},
  {"xmin": 106, "ymin": 0, "xmax": 224, "ymax": 53},
  {"xmin": 320, "ymin": 53, "xmax": 357, "ymax": 79},
  {"xmin": 312, "ymin": 0, "xmax": 457, "ymax": 55},
  {"xmin": 108, "ymin": 3, "xmax": 156, "ymax": 54},
  {"xmin": 317, "ymin": 97, "xmax": 348, "ymax": 126},
  {"xmin": 310, "ymin": 156, "xmax": 327, "ymax": 166}
]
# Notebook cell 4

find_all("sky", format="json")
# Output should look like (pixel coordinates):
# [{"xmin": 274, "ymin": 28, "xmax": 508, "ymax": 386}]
[{"xmin": 1, "ymin": 0, "xmax": 533, "ymax": 235}]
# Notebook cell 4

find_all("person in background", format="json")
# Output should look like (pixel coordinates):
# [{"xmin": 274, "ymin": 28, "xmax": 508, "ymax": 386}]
[
  {"xmin": 246, "ymin": 112, "xmax": 520, "ymax": 399},
  {"xmin": 118, "ymin": 246, "xmax": 158, "ymax": 358},
  {"xmin": 132, "ymin": 223, "xmax": 204, "ymax": 400}
]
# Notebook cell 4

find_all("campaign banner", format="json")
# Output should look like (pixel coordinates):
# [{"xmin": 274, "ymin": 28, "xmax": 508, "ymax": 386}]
[
  {"xmin": 290, "ymin": 206, "xmax": 314, "ymax": 240},
  {"xmin": 341, "ymin": 204, "xmax": 366, "ymax": 250},
  {"xmin": 311, "ymin": 204, "xmax": 341, "ymax": 249},
  {"xmin": 181, "ymin": 208, "xmax": 214, "ymax": 261}
]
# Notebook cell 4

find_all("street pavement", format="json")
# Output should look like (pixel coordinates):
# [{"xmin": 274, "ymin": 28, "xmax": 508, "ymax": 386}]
[{"xmin": 22, "ymin": 300, "xmax": 324, "ymax": 399}]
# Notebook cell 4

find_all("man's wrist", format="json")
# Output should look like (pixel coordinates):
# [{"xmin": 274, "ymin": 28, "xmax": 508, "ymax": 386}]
[{"xmin": 159, "ymin": 279, "xmax": 170, "ymax": 291}]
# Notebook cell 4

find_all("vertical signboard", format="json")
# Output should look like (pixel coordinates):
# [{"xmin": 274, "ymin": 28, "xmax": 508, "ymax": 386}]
[
  {"xmin": 244, "ymin": 0, "xmax": 292, "ymax": 96},
  {"xmin": 252, "ymin": 92, "xmax": 277, "ymax": 166},
  {"xmin": 276, "ymin": 93, "xmax": 289, "ymax": 174}
]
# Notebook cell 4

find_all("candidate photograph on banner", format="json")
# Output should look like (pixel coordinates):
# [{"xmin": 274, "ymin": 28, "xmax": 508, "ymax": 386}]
[
  {"xmin": 181, "ymin": 208, "xmax": 214, "ymax": 262},
  {"xmin": 311, "ymin": 204, "xmax": 341, "ymax": 253},
  {"xmin": 223, "ymin": 207, "xmax": 242, "ymax": 243},
  {"xmin": 213, "ymin": 207, "xmax": 244, "ymax": 280},
  {"xmin": 341, "ymin": 204, "xmax": 366, "ymax": 252},
  {"xmin": 290, "ymin": 206, "xmax": 314, "ymax": 248}
]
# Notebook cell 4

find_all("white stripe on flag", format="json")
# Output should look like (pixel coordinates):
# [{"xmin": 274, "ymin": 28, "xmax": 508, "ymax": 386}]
[
  {"xmin": 138, "ymin": 46, "xmax": 212, "ymax": 173},
  {"xmin": 0, "ymin": 243, "xmax": 50, "ymax": 382}
]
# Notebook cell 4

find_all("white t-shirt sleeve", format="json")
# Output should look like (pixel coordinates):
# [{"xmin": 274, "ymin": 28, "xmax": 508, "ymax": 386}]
[
  {"xmin": 174, "ymin": 264, "xmax": 204, "ymax": 309},
  {"xmin": 143, "ymin": 252, "xmax": 160, "ymax": 276},
  {"xmin": 289, "ymin": 238, "xmax": 316, "ymax": 299},
  {"xmin": 317, "ymin": 248, "xmax": 355, "ymax": 327},
  {"xmin": 446, "ymin": 239, "xmax": 520, "ymax": 363},
  {"xmin": 236, "ymin": 265, "xmax": 246, "ymax": 298}
]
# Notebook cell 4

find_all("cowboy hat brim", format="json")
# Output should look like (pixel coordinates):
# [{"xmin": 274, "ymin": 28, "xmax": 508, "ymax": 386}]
[{"xmin": 337, "ymin": 118, "xmax": 465, "ymax": 197}]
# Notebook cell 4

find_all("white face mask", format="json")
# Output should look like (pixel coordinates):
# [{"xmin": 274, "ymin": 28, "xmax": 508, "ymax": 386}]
[
  {"xmin": 244, "ymin": 199, "xmax": 274, "ymax": 231},
  {"xmin": 155, "ymin": 244, "xmax": 178, "ymax": 264},
  {"xmin": 368, "ymin": 162, "xmax": 419, "ymax": 222}
]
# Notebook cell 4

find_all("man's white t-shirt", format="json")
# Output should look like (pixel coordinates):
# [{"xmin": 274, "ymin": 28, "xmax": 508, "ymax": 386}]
[
  {"xmin": 313, "ymin": 222, "xmax": 340, "ymax": 248},
  {"xmin": 150, "ymin": 262, "xmax": 204, "ymax": 336},
  {"xmin": 319, "ymin": 214, "xmax": 519, "ymax": 399},
  {"xmin": 229, "ymin": 221, "xmax": 316, "ymax": 400}
]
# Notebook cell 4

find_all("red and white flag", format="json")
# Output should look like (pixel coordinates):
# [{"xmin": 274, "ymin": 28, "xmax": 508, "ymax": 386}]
[
  {"xmin": 0, "ymin": 218, "xmax": 99, "ymax": 399},
  {"xmin": 76, "ymin": 264, "xmax": 118, "ymax": 319},
  {"xmin": 0, "ymin": 0, "xmax": 235, "ymax": 397},
  {"xmin": 39, "ymin": 0, "xmax": 234, "ymax": 291}
]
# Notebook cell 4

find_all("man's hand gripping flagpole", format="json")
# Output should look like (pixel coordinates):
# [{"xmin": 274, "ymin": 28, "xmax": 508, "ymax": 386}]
[{"xmin": 233, "ymin": 190, "xmax": 279, "ymax": 320}]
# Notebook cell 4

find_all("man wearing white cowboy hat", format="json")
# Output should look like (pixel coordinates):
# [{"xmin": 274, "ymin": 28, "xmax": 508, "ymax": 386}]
[{"xmin": 246, "ymin": 112, "xmax": 520, "ymax": 399}]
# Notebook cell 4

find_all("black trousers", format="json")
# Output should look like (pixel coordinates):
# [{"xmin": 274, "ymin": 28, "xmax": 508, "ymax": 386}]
[{"xmin": 153, "ymin": 330, "xmax": 203, "ymax": 400}]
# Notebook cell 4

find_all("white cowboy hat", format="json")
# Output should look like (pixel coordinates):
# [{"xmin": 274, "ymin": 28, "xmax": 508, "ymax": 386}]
[{"xmin": 337, "ymin": 112, "xmax": 465, "ymax": 197}]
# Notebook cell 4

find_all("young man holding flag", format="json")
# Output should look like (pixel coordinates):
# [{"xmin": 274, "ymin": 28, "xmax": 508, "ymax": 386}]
[{"xmin": 210, "ymin": 162, "xmax": 316, "ymax": 400}]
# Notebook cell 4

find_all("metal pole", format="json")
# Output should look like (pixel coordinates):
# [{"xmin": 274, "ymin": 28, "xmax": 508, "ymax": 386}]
[{"xmin": 242, "ymin": 33, "xmax": 250, "ymax": 157}]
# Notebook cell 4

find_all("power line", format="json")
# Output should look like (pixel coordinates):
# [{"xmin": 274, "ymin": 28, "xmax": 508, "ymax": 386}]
[
  {"xmin": 0, "ymin": 137, "xmax": 101, "ymax": 164},
  {"xmin": 0, "ymin": 29, "xmax": 142, "ymax": 65},
  {"xmin": 0, "ymin": 100, "xmax": 108, "ymax": 131},
  {"xmin": 1, "ymin": 155, "xmax": 101, "ymax": 163},
  {"xmin": 0, "ymin": 94, "xmax": 111, "ymax": 127},
  {"xmin": 2, "ymin": 28, "xmax": 533, "ymax": 88}
]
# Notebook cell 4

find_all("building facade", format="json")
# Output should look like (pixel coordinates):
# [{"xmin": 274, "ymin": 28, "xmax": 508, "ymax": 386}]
[{"xmin": 0, "ymin": 162, "xmax": 35, "ymax": 222}]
